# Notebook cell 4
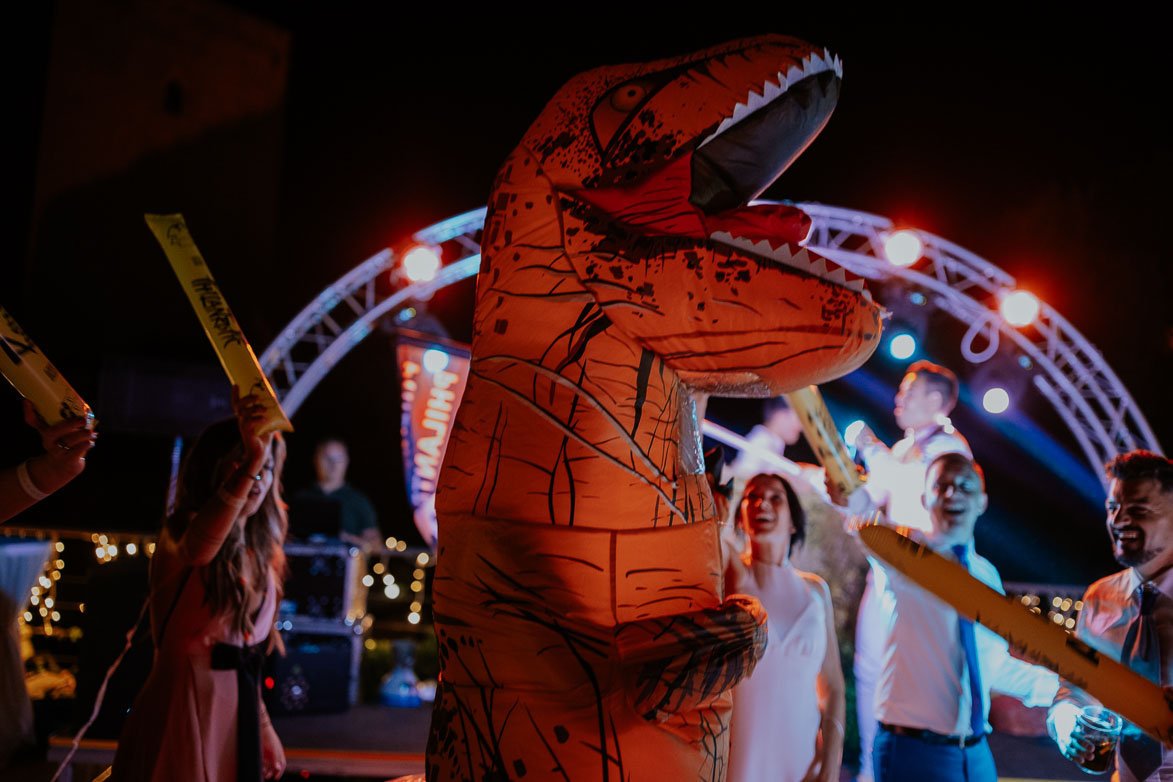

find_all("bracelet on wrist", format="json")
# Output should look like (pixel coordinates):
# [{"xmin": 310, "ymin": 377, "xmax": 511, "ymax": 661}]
[{"xmin": 16, "ymin": 460, "xmax": 49, "ymax": 500}]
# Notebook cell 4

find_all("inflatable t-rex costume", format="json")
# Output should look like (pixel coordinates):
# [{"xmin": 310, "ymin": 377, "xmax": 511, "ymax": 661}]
[{"xmin": 427, "ymin": 35, "xmax": 881, "ymax": 781}]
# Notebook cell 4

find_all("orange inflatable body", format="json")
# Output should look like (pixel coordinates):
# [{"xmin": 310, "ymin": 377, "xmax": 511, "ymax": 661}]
[{"xmin": 427, "ymin": 35, "xmax": 881, "ymax": 781}]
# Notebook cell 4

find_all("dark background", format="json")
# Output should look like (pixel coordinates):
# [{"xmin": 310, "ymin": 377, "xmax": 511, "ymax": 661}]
[{"xmin": 2, "ymin": 4, "xmax": 1169, "ymax": 586}]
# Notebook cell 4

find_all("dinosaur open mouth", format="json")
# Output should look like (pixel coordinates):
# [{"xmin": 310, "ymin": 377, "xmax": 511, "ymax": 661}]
[
  {"xmin": 692, "ymin": 50, "xmax": 869, "ymax": 298},
  {"xmin": 573, "ymin": 47, "xmax": 868, "ymax": 298},
  {"xmin": 690, "ymin": 52, "xmax": 841, "ymax": 215}
]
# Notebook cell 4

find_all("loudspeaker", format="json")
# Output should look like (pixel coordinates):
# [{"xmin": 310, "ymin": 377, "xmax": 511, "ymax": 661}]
[
  {"xmin": 264, "ymin": 620, "xmax": 362, "ymax": 716},
  {"xmin": 282, "ymin": 542, "xmax": 362, "ymax": 621}
]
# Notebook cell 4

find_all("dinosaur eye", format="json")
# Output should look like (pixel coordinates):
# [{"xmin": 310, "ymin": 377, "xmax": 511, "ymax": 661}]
[
  {"xmin": 610, "ymin": 83, "xmax": 647, "ymax": 112},
  {"xmin": 592, "ymin": 79, "xmax": 656, "ymax": 151}
]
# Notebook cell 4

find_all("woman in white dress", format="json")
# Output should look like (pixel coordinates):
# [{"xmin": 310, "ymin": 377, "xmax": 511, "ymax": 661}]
[{"xmin": 725, "ymin": 473, "xmax": 845, "ymax": 782}]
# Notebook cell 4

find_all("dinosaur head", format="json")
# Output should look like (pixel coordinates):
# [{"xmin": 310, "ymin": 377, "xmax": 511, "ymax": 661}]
[{"xmin": 512, "ymin": 35, "xmax": 881, "ymax": 394}]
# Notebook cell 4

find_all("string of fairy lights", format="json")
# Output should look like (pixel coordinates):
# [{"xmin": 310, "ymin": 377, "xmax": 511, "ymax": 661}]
[
  {"xmin": 8, "ymin": 530, "xmax": 1066, "ymax": 644},
  {"xmin": 5, "ymin": 528, "xmax": 433, "ymax": 639}
]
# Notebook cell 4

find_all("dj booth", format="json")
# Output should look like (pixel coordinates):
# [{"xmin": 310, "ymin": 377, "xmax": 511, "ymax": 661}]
[{"xmin": 265, "ymin": 540, "xmax": 369, "ymax": 716}]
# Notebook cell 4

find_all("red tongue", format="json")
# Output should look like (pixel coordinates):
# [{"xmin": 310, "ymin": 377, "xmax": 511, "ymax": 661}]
[
  {"xmin": 573, "ymin": 152, "xmax": 810, "ymax": 246},
  {"xmin": 703, "ymin": 202, "xmax": 811, "ymax": 247}
]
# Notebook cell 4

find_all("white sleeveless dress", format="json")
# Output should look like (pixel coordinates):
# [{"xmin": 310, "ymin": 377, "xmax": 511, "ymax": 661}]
[{"xmin": 727, "ymin": 558, "xmax": 828, "ymax": 782}]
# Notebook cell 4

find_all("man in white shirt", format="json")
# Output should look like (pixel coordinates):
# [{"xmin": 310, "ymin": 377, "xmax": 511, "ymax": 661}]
[
  {"xmin": 847, "ymin": 360, "xmax": 972, "ymax": 779},
  {"xmin": 867, "ymin": 453, "xmax": 1060, "ymax": 782},
  {"xmin": 1048, "ymin": 450, "xmax": 1173, "ymax": 781},
  {"xmin": 727, "ymin": 396, "xmax": 804, "ymax": 480}
]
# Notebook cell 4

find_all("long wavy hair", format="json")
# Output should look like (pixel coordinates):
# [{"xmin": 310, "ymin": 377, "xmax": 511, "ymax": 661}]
[{"xmin": 165, "ymin": 418, "xmax": 288, "ymax": 647}]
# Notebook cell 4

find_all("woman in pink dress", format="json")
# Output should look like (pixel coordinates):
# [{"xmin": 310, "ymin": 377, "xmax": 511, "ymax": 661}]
[
  {"xmin": 725, "ymin": 473, "xmax": 845, "ymax": 782},
  {"xmin": 112, "ymin": 391, "xmax": 287, "ymax": 781}
]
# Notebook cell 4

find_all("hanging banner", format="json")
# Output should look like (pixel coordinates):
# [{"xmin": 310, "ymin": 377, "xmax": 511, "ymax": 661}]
[
  {"xmin": 144, "ymin": 213, "xmax": 292, "ymax": 435},
  {"xmin": 396, "ymin": 329, "xmax": 470, "ymax": 548},
  {"xmin": 0, "ymin": 305, "xmax": 95, "ymax": 427}
]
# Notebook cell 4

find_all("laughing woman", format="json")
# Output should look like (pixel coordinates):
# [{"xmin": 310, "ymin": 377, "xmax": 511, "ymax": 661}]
[
  {"xmin": 725, "ymin": 472, "xmax": 845, "ymax": 782},
  {"xmin": 111, "ymin": 391, "xmax": 287, "ymax": 781}
]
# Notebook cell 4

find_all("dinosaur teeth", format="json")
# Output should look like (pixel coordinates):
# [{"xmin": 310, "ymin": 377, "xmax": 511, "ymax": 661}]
[
  {"xmin": 744, "ymin": 88, "xmax": 766, "ymax": 113},
  {"xmin": 698, "ymin": 50, "xmax": 842, "ymax": 149},
  {"xmin": 761, "ymin": 79, "xmax": 783, "ymax": 103},
  {"xmin": 707, "ymin": 230, "xmax": 869, "ymax": 299},
  {"xmin": 828, "ymin": 49, "xmax": 843, "ymax": 78}
]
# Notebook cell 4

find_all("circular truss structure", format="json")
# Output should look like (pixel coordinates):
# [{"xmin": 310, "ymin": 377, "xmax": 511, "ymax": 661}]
[{"xmin": 259, "ymin": 203, "xmax": 1161, "ymax": 489}]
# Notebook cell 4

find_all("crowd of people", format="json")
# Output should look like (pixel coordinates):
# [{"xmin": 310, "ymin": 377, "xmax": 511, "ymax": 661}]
[
  {"xmin": 713, "ymin": 360, "xmax": 1173, "ymax": 782},
  {"xmin": 4, "ymin": 358, "xmax": 1173, "ymax": 782}
]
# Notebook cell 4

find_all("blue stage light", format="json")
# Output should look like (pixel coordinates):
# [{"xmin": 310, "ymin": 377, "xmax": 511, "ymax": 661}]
[
  {"xmin": 982, "ymin": 387, "xmax": 1011, "ymax": 414},
  {"xmin": 889, "ymin": 333, "xmax": 916, "ymax": 360}
]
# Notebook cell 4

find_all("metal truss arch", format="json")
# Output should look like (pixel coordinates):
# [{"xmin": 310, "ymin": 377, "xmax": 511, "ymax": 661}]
[{"xmin": 260, "ymin": 203, "xmax": 1160, "ymax": 485}]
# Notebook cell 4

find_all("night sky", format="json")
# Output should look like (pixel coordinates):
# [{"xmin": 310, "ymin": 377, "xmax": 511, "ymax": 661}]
[{"xmin": 3, "ymin": 6, "xmax": 1170, "ymax": 586}]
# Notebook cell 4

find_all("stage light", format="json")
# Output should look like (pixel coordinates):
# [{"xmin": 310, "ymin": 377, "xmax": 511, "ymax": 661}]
[
  {"xmin": 408, "ymin": 612, "xmax": 421, "ymax": 625},
  {"xmin": 982, "ymin": 387, "xmax": 1010, "ymax": 414},
  {"xmin": 1000, "ymin": 290, "xmax": 1040, "ymax": 327},
  {"xmin": 883, "ymin": 230, "xmax": 923, "ymax": 267},
  {"xmin": 55, "ymin": 542, "xmax": 64, "ymax": 553},
  {"xmin": 385, "ymin": 584, "xmax": 401, "ymax": 599},
  {"xmin": 383, "ymin": 574, "xmax": 395, "ymax": 585},
  {"xmin": 889, "ymin": 333, "xmax": 916, "ymax": 360},
  {"xmin": 416, "ymin": 552, "xmax": 430, "ymax": 566},
  {"xmin": 422, "ymin": 348, "xmax": 449, "ymax": 374},
  {"xmin": 362, "ymin": 575, "xmax": 374, "ymax": 587},
  {"xmin": 844, "ymin": 420, "xmax": 866, "ymax": 447},
  {"xmin": 125, "ymin": 543, "xmax": 137, "ymax": 556},
  {"xmin": 403, "ymin": 245, "xmax": 442, "ymax": 283},
  {"xmin": 909, "ymin": 292, "xmax": 927, "ymax": 306}
]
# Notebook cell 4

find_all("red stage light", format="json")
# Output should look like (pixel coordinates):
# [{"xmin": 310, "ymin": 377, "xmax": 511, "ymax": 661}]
[
  {"xmin": 1000, "ymin": 289, "xmax": 1040, "ymax": 327},
  {"xmin": 402, "ymin": 245, "xmax": 442, "ymax": 283},
  {"xmin": 264, "ymin": 676, "xmax": 274, "ymax": 690},
  {"xmin": 883, "ymin": 230, "xmax": 923, "ymax": 267}
]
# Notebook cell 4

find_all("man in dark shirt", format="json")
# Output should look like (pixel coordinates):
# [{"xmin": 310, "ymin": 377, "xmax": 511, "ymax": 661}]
[{"xmin": 295, "ymin": 437, "xmax": 380, "ymax": 550}]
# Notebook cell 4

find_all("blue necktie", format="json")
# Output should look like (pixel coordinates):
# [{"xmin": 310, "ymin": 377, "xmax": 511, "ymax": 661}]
[
  {"xmin": 1119, "ymin": 582, "xmax": 1162, "ymax": 780},
  {"xmin": 952, "ymin": 544, "xmax": 984, "ymax": 737}
]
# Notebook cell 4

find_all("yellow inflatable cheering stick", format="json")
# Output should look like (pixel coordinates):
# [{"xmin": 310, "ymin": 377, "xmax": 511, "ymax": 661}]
[
  {"xmin": 785, "ymin": 384, "xmax": 864, "ymax": 499},
  {"xmin": 144, "ymin": 213, "xmax": 292, "ymax": 435},
  {"xmin": 0, "ymin": 305, "xmax": 95, "ymax": 427},
  {"xmin": 859, "ymin": 522, "xmax": 1173, "ymax": 745}
]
